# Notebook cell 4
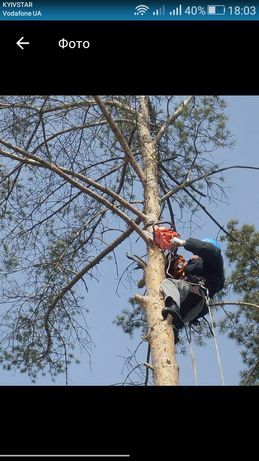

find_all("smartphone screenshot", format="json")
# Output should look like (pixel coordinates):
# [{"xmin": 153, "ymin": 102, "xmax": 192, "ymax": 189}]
[{"xmin": 0, "ymin": 1, "xmax": 258, "ymax": 458}]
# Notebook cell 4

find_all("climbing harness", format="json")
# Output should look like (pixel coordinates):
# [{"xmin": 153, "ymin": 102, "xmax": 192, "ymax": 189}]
[{"xmin": 166, "ymin": 252, "xmax": 187, "ymax": 279}]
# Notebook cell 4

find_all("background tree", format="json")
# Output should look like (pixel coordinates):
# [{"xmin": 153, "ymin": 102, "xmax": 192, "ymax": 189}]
[
  {"xmin": 217, "ymin": 221, "xmax": 259, "ymax": 385},
  {"xmin": 0, "ymin": 95, "xmax": 258, "ymax": 384}
]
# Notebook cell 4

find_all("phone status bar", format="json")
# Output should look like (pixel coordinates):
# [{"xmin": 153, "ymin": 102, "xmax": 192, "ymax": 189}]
[{"xmin": 0, "ymin": 2, "xmax": 258, "ymax": 20}]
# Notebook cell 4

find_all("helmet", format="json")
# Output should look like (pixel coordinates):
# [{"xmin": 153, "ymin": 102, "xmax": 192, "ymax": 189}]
[{"xmin": 202, "ymin": 238, "xmax": 221, "ymax": 251}]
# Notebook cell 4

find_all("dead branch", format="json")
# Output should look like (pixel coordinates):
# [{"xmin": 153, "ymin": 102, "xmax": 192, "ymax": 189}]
[
  {"xmin": 43, "ymin": 217, "xmax": 142, "ymax": 320},
  {"xmin": 161, "ymin": 165, "xmax": 259, "ymax": 202},
  {"xmin": 93, "ymin": 96, "xmax": 145, "ymax": 184},
  {"xmin": 210, "ymin": 301, "xmax": 259, "ymax": 310},
  {"xmin": 156, "ymin": 96, "xmax": 195, "ymax": 144}
]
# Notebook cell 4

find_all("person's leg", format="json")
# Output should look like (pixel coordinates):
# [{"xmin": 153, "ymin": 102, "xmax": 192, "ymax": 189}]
[
  {"xmin": 160, "ymin": 278, "xmax": 181, "ymax": 308},
  {"xmin": 182, "ymin": 300, "xmax": 204, "ymax": 323},
  {"xmin": 180, "ymin": 286, "xmax": 206, "ymax": 324},
  {"xmin": 161, "ymin": 278, "xmax": 191, "ymax": 307},
  {"xmin": 160, "ymin": 279, "xmax": 191, "ymax": 328}
]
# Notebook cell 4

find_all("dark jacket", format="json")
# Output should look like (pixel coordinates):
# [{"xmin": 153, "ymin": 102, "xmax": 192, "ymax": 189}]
[{"xmin": 184, "ymin": 238, "xmax": 225, "ymax": 297}]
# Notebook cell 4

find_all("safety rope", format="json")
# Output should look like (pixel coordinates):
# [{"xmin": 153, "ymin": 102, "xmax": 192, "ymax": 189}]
[
  {"xmin": 184, "ymin": 284, "xmax": 225, "ymax": 386},
  {"xmin": 207, "ymin": 302, "xmax": 225, "ymax": 385},
  {"xmin": 185, "ymin": 325, "xmax": 198, "ymax": 385},
  {"xmin": 166, "ymin": 250, "xmax": 173, "ymax": 278},
  {"xmin": 164, "ymin": 261, "xmax": 225, "ymax": 385}
]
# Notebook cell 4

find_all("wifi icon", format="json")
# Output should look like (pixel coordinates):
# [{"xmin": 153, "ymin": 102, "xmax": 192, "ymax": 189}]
[{"xmin": 134, "ymin": 4, "xmax": 150, "ymax": 15}]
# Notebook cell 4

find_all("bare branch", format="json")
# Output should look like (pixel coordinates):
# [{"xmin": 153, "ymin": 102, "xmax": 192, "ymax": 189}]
[
  {"xmin": 31, "ymin": 118, "xmax": 134, "ymax": 156},
  {"xmin": 0, "ymin": 97, "xmax": 135, "ymax": 115},
  {"xmin": 211, "ymin": 301, "xmax": 259, "ymax": 310},
  {"xmin": 0, "ymin": 147, "xmax": 42, "ymax": 166},
  {"xmin": 61, "ymin": 165, "xmax": 146, "ymax": 221},
  {"xmin": 144, "ymin": 361, "xmax": 153, "ymax": 370},
  {"xmin": 161, "ymin": 165, "xmax": 259, "ymax": 202},
  {"xmin": 126, "ymin": 253, "xmax": 147, "ymax": 269},
  {"xmin": 160, "ymin": 163, "xmax": 237, "ymax": 241},
  {"xmin": 134, "ymin": 294, "xmax": 149, "ymax": 309},
  {"xmin": 156, "ymin": 96, "xmax": 195, "ymax": 144},
  {"xmin": 243, "ymin": 361, "xmax": 259, "ymax": 386},
  {"xmin": 0, "ymin": 139, "xmax": 148, "ymax": 241},
  {"xmin": 93, "ymin": 96, "xmax": 145, "ymax": 184},
  {"xmin": 44, "ymin": 217, "xmax": 142, "ymax": 320},
  {"xmin": 0, "ymin": 163, "xmax": 22, "ymax": 186},
  {"xmin": 224, "ymin": 270, "xmax": 259, "ymax": 288}
]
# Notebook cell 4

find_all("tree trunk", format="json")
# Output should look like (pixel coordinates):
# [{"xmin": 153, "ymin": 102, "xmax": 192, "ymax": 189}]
[{"xmin": 137, "ymin": 96, "xmax": 179, "ymax": 385}]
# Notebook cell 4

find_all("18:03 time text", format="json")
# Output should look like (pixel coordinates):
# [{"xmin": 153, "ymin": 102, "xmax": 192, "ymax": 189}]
[{"xmin": 228, "ymin": 6, "xmax": 256, "ymax": 15}]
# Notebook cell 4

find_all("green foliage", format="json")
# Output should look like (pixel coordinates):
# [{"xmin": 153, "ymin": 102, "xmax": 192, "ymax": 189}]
[
  {"xmin": 113, "ymin": 298, "xmax": 146, "ymax": 337},
  {"xmin": 220, "ymin": 220, "xmax": 259, "ymax": 385}
]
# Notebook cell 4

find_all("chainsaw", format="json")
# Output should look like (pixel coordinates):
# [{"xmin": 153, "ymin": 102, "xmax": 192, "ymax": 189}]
[
  {"xmin": 152, "ymin": 222, "xmax": 187, "ymax": 278},
  {"xmin": 152, "ymin": 221, "xmax": 180, "ymax": 251}
]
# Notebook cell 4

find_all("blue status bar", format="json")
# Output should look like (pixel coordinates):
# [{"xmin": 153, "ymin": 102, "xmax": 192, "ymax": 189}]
[{"xmin": 0, "ymin": 1, "xmax": 258, "ymax": 20}]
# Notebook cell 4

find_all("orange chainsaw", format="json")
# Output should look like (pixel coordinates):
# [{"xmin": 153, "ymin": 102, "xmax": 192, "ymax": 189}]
[{"xmin": 152, "ymin": 222, "xmax": 180, "ymax": 251}]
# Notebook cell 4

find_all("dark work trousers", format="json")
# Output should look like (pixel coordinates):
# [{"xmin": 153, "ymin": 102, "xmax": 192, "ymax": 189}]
[{"xmin": 160, "ymin": 278, "xmax": 204, "ymax": 324}]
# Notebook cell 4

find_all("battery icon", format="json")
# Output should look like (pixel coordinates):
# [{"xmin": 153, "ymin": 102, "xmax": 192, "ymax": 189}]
[{"xmin": 207, "ymin": 5, "xmax": 225, "ymax": 15}]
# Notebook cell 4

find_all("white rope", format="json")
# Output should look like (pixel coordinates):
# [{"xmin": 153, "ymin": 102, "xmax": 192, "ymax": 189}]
[
  {"xmin": 189, "ymin": 340, "xmax": 198, "ymax": 385},
  {"xmin": 166, "ymin": 250, "xmax": 173, "ymax": 278},
  {"xmin": 165, "ymin": 269, "xmax": 224, "ymax": 385},
  {"xmin": 207, "ymin": 303, "xmax": 225, "ymax": 385},
  {"xmin": 186, "ymin": 326, "xmax": 198, "ymax": 385}
]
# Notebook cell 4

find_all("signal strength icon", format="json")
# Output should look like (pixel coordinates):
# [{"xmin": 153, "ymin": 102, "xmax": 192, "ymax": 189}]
[
  {"xmin": 169, "ymin": 4, "xmax": 182, "ymax": 15},
  {"xmin": 153, "ymin": 5, "xmax": 165, "ymax": 16},
  {"xmin": 134, "ymin": 4, "xmax": 150, "ymax": 15}
]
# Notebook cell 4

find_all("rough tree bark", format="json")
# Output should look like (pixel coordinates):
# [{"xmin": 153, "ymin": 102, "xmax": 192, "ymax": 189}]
[{"xmin": 135, "ymin": 96, "xmax": 179, "ymax": 385}]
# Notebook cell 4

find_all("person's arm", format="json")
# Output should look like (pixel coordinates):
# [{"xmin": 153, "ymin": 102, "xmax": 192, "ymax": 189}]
[
  {"xmin": 184, "ymin": 238, "xmax": 220, "ymax": 261},
  {"xmin": 170, "ymin": 236, "xmax": 186, "ymax": 247}
]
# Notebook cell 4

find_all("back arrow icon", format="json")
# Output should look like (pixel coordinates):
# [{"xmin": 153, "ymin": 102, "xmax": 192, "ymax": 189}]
[{"xmin": 16, "ymin": 37, "xmax": 30, "ymax": 50}]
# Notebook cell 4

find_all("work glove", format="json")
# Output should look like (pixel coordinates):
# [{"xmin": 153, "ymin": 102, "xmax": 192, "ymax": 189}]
[{"xmin": 170, "ymin": 237, "xmax": 186, "ymax": 247}]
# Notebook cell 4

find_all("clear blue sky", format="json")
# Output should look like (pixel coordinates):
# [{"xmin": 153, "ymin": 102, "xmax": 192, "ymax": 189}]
[{"xmin": 1, "ymin": 96, "xmax": 258, "ymax": 386}]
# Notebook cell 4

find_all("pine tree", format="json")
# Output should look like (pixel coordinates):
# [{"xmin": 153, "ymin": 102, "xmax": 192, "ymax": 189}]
[
  {"xmin": 0, "ymin": 95, "xmax": 258, "ymax": 384},
  {"xmin": 219, "ymin": 220, "xmax": 259, "ymax": 385}
]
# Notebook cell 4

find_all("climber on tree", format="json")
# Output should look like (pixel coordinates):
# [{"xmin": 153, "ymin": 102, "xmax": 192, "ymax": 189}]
[{"xmin": 160, "ymin": 237, "xmax": 225, "ymax": 330}]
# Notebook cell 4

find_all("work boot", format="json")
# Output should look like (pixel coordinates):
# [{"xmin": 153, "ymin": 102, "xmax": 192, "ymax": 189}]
[{"xmin": 161, "ymin": 302, "xmax": 184, "ymax": 329}]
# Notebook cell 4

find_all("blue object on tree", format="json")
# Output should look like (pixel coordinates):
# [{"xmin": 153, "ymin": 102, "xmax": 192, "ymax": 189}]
[{"xmin": 202, "ymin": 238, "xmax": 221, "ymax": 250}]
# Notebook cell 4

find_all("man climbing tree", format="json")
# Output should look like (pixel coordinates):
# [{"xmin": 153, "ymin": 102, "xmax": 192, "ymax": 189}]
[
  {"xmin": 0, "ymin": 95, "xmax": 258, "ymax": 385},
  {"xmin": 161, "ymin": 236, "xmax": 225, "ymax": 335}
]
